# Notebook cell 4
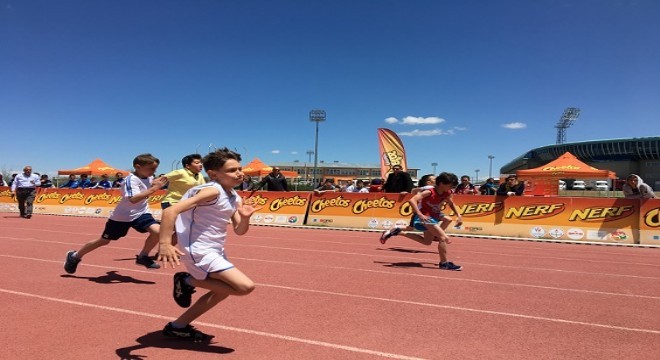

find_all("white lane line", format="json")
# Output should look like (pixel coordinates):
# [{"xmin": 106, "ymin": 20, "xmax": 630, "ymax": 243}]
[
  {"xmin": 2, "ymin": 255, "xmax": 660, "ymax": 335},
  {"xmin": 0, "ymin": 288, "xmax": 427, "ymax": 360}
]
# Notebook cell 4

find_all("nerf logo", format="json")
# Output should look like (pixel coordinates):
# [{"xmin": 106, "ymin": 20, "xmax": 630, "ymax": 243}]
[
  {"xmin": 568, "ymin": 206, "xmax": 634, "ymax": 222},
  {"xmin": 455, "ymin": 202, "xmax": 504, "ymax": 217},
  {"xmin": 643, "ymin": 207, "xmax": 660, "ymax": 228},
  {"xmin": 505, "ymin": 204, "xmax": 565, "ymax": 220}
]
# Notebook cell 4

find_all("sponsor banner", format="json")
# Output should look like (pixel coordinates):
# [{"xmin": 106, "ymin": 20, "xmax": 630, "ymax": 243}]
[
  {"xmin": 305, "ymin": 192, "xmax": 413, "ymax": 230},
  {"xmin": 0, "ymin": 186, "xmax": 18, "ymax": 213},
  {"xmin": 639, "ymin": 199, "xmax": 660, "ymax": 245},
  {"xmin": 448, "ymin": 195, "xmax": 638, "ymax": 244},
  {"xmin": 238, "ymin": 191, "xmax": 310, "ymax": 226},
  {"xmin": 0, "ymin": 187, "xmax": 166, "ymax": 218},
  {"xmin": 377, "ymin": 128, "xmax": 408, "ymax": 179}
]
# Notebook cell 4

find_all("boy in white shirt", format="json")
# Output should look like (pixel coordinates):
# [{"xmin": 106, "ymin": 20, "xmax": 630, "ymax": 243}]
[{"xmin": 64, "ymin": 154, "xmax": 168, "ymax": 274}]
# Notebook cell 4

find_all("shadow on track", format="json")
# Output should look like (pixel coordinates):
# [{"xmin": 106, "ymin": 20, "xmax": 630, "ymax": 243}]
[
  {"xmin": 377, "ymin": 246, "xmax": 437, "ymax": 254},
  {"xmin": 61, "ymin": 271, "xmax": 156, "ymax": 285},
  {"xmin": 373, "ymin": 260, "xmax": 439, "ymax": 269},
  {"xmin": 115, "ymin": 330, "xmax": 234, "ymax": 359}
]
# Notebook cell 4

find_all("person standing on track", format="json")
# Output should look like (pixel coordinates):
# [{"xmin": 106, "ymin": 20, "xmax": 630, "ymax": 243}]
[
  {"xmin": 10, "ymin": 166, "xmax": 41, "ymax": 219},
  {"xmin": 63, "ymin": 154, "xmax": 168, "ymax": 274},
  {"xmin": 157, "ymin": 148, "xmax": 261, "ymax": 342}
]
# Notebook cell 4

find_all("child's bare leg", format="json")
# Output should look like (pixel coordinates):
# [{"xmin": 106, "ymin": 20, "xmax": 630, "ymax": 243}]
[
  {"xmin": 399, "ymin": 231, "xmax": 433, "ymax": 245},
  {"xmin": 139, "ymin": 224, "xmax": 160, "ymax": 256},
  {"xmin": 427, "ymin": 225, "xmax": 450, "ymax": 263},
  {"xmin": 75, "ymin": 237, "xmax": 111, "ymax": 258},
  {"xmin": 174, "ymin": 268, "xmax": 255, "ymax": 326}
]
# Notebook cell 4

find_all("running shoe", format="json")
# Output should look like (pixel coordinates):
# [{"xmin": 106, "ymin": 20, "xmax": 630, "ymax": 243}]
[
  {"xmin": 135, "ymin": 255, "xmax": 161, "ymax": 269},
  {"xmin": 439, "ymin": 261, "xmax": 462, "ymax": 271},
  {"xmin": 162, "ymin": 322, "xmax": 213, "ymax": 342},
  {"xmin": 379, "ymin": 227, "xmax": 402, "ymax": 244},
  {"xmin": 64, "ymin": 250, "xmax": 81, "ymax": 274},
  {"xmin": 173, "ymin": 272, "xmax": 196, "ymax": 308}
]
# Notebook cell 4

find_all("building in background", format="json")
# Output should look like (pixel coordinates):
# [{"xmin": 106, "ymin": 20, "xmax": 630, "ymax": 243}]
[
  {"xmin": 272, "ymin": 160, "xmax": 420, "ymax": 186},
  {"xmin": 500, "ymin": 137, "xmax": 660, "ymax": 190}
]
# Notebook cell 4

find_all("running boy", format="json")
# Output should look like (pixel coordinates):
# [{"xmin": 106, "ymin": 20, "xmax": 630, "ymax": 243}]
[
  {"xmin": 157, "ymin": 148, "xmax": 261, "ymax": 341},
  {"xmin": 64, "ymin": 154, "xmax": 168, "ymax": 274},
  {"xmin": 381, "ymin": 172, "xmax": 463, "ymax": 271}
]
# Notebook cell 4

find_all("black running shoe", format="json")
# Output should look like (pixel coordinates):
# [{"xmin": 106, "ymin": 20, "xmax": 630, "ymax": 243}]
[
  {"xmin": 380, "ymin": 227, "xmax": 402, "ymax": 244},
  {"xmin": 64, "ymin": 250, "xmax": 81, "ymax": 274},
  {"xmin": 439, "ymin": 261, "xmax": 462, "ymax": 271},
  {"xmin": 135, "ymin": 255, "xmax": 161, "ymax": 269},
  {"xmin": 173, "ymin": 272, "xmax": 196, "ymax": 308},
  {"xmin": 162, "ymin": 322, "xmax": 213, "ymax": 342}
]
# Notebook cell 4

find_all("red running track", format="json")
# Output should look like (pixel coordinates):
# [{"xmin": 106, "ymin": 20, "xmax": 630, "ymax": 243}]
[{"xmin": 1, "ymin": 214, "xmax": 659, "ymax": 359}]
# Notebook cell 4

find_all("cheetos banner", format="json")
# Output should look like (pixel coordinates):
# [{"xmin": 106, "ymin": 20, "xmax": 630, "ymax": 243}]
[
  {"xmin": 639, "ymin": 199, "xmax": 660, "ymax": 245},
  {"xmin": 238, "ymin": 190, "xmax": 310, "ymax": 226}
]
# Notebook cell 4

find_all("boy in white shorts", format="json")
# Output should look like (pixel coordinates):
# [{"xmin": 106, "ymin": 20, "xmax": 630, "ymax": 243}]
[
  {"xmin": 158, "ymin": 148, "xmax": 261, "ymax": 342},
  {"xmin": 63, "ymin": 154, "xmax": 168, "ymax": 274}
]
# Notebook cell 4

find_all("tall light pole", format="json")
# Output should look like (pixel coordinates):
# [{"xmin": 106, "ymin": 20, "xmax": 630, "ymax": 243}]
[
  {"xmin": 488, "ymin": 155, "xmax": 495, "ymax": 178},
  {"xmin": 309, "ymin": 110, "xmax": 326, "ymax": 186},
  {"xmin": 305, "ymin": 150, "xmax": 314, "ymax": 183},
  {"xmin": 431, "ymin": 162, "xmax": 438, "ymax": 174},
  {"xmin": 475, "ymin": 169, "xmax": 480, "ymax": 183}
]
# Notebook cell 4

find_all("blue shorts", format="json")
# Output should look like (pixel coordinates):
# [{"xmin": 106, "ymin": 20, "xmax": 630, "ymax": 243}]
[
  {"xmin": 412, "ymin": 215, "xmax": 445, "ymax": 231},
  {"xmin": 101, "ymin": 213, "xmax": 159, "ymax": 240}
]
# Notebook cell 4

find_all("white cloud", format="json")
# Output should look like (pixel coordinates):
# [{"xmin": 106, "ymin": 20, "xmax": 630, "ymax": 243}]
[
  {"xmin": 271, "ymin": 150, "xmax": 280, "ymax": 154},
  {"xmin": 291, "ymin": 151, "xmax": 298, "ymax": 155},
  {"xmin": 453, "ymin": 126, "xmax": 467, "ymax": 131},
  {"xmin": 384, "ymin": 116, "xmax": 446, "ymax": 125},
  {"xmin": 502, "ymin": 122, "xmax": 527, "ymax": 129},
  {"xmin": 398, "ymin": 128, "xmax": 454, "ymax": 136}
]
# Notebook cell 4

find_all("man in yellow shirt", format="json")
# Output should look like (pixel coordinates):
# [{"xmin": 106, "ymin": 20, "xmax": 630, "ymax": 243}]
[{"xmin": 161, "ymin": 154, "xmax": 206, "ymax": 210}]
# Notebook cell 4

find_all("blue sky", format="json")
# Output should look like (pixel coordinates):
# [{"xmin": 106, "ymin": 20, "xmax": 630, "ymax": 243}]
[{"xmin": 2, "ymin": 0, "xmax": 659, "ymax": 181}]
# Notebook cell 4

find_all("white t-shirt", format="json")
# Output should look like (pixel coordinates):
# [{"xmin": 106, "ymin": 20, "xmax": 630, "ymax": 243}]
[
  {"xmin": 109, "ymin": 174, "xmax": 153, "ymax": 222},
  {"xmin": 176, "ymin": 182, "xmax": 240, "ymax": 256}
]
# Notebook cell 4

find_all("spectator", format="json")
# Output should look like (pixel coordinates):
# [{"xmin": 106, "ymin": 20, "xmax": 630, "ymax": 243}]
[
  {"xmin": 314, "ymin": 178, "xmax": 338, "ymax": 194},
  {"xmin": 91, "ymin": 174, "xmax": 112, "ymax": 189},
  {"xmin": 39, "ymin": 174, "xmax": 54, "ymax": 188},
  {"xmin": 342, "ymin": 180, "xmax": 355, "ymax": 192},
  {"xmin": 369, "ymin": 178, "xmax": 384, "ymax": 192},
  {"xmin": 454, "ymin": 175, "xmax": 477, "ymax": 195},
  {"xmin": 78, "ymin": 174, "xmax": 92, "ymax": 189},
  {"xmin": 0, "ymin": 174, "xmax": 7, "ymax": 187},
  {"xmin": 383, "ymin": 165, "xmax": 414, "ymax": 193},
  {"xmin": 8, "ymin": 173, "xmax": 18, "ymax": 187},
  {"xmin": 622, "ymin": 174, "xmax": 657, "ymax": 199},
  {"xmin": 479, "ymin": 178, "xmax": 498, "ymax": 195},
  {"xmin": 10, "ymin": 166, "xmax": 41, "ymax": 219},
  {"xmin": 236, "ymin": 174, "xmax": 253, "ymax": 191},
  {"xmin": 497, "ymin": 175, "xmax": 525, "ymax": 196},
  {"xmin": 60, "ymin": 174, "xmax": 80, "ymax": 188},
  {"xmin": 112, "ymin": 172, "xmax": 125, "ymax": 188},
  {"xmin": 249, "ymin": 167, "xmax": 289, "ymax": 191},
  {"xmin": 354, "ymin": 179, "xmax": 369, "ymax": 193}
]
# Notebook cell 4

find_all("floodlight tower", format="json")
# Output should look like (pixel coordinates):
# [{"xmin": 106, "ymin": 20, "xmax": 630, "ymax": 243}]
[{"xmin": 555, "ymin": 107, "xmax": 581, "ymax": 144}]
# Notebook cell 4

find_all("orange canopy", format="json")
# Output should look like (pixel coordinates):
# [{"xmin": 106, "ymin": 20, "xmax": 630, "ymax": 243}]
[
  {"xmin": 517, "ymin": 152, "xmax": 616, "ymax": 179},
  {"xmin": 516, "ymin": 152, "xmax": 616, "ymax": 196},
  {"xmin": 242, "ymin": 158, "xmax": 298, "ymax": 178},
  {"xmin": 58, "ymin": 158, "xmax": 130, "ymax": 177}
]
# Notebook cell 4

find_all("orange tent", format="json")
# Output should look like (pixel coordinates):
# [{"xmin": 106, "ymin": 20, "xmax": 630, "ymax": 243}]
[
  {"xmin": 242, "ymin": 158, "xmax": 298, "ymax": 178},
  {"xmin": 517, "ymin": 152, "xmax": 616, "ymax": 195},
  {"xmin": 58, "ymin": 158, "xmax": 130, "ymax": 177}
]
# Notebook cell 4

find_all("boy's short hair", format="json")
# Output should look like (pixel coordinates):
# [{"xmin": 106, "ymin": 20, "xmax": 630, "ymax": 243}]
[
  {"xmin": 436, "ymin": 172, "xmax": 458, "ymax": 186},
  {"xmin": 181, "ymin": 153, "xmax": 202, "ymax": 167},
  {"xmin": 203, "ymin": 147, "xmax": 242, "ymax": 172},
  {"xmin": 133, "ymin": 153, "xmax": 160, "ymax": 167},
  {"xmin": 418, "ymin": 174, "xmax": 434, "ymax": 187}
]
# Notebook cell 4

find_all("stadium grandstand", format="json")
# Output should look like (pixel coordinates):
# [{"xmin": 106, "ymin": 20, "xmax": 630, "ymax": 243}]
[{"xmin": 500, "ymin": 137, "xmax": 660, "ymax": 190}]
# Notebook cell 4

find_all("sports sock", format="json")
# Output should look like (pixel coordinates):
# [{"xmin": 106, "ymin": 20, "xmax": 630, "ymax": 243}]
[{"xmin": 171, "ymin": 321, "xmax": 187, "ymax": 329}]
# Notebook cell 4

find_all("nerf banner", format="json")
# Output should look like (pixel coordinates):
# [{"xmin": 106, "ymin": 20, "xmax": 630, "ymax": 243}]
[{"xmin": 377, "ymin": 128, "xmax": 408, "ymax": 179}]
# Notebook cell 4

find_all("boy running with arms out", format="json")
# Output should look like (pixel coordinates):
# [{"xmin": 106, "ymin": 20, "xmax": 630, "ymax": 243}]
[
  {"xmin": 381, "ymin": 172, "xmax": 463, "ymax": 271},
  {"xmin": 158, "ymin": 148, "xmax": 261, "ymax": 341},
  {"xmin": 64, "ymin": 154, "xmax": 168, "ymax": 274}
]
